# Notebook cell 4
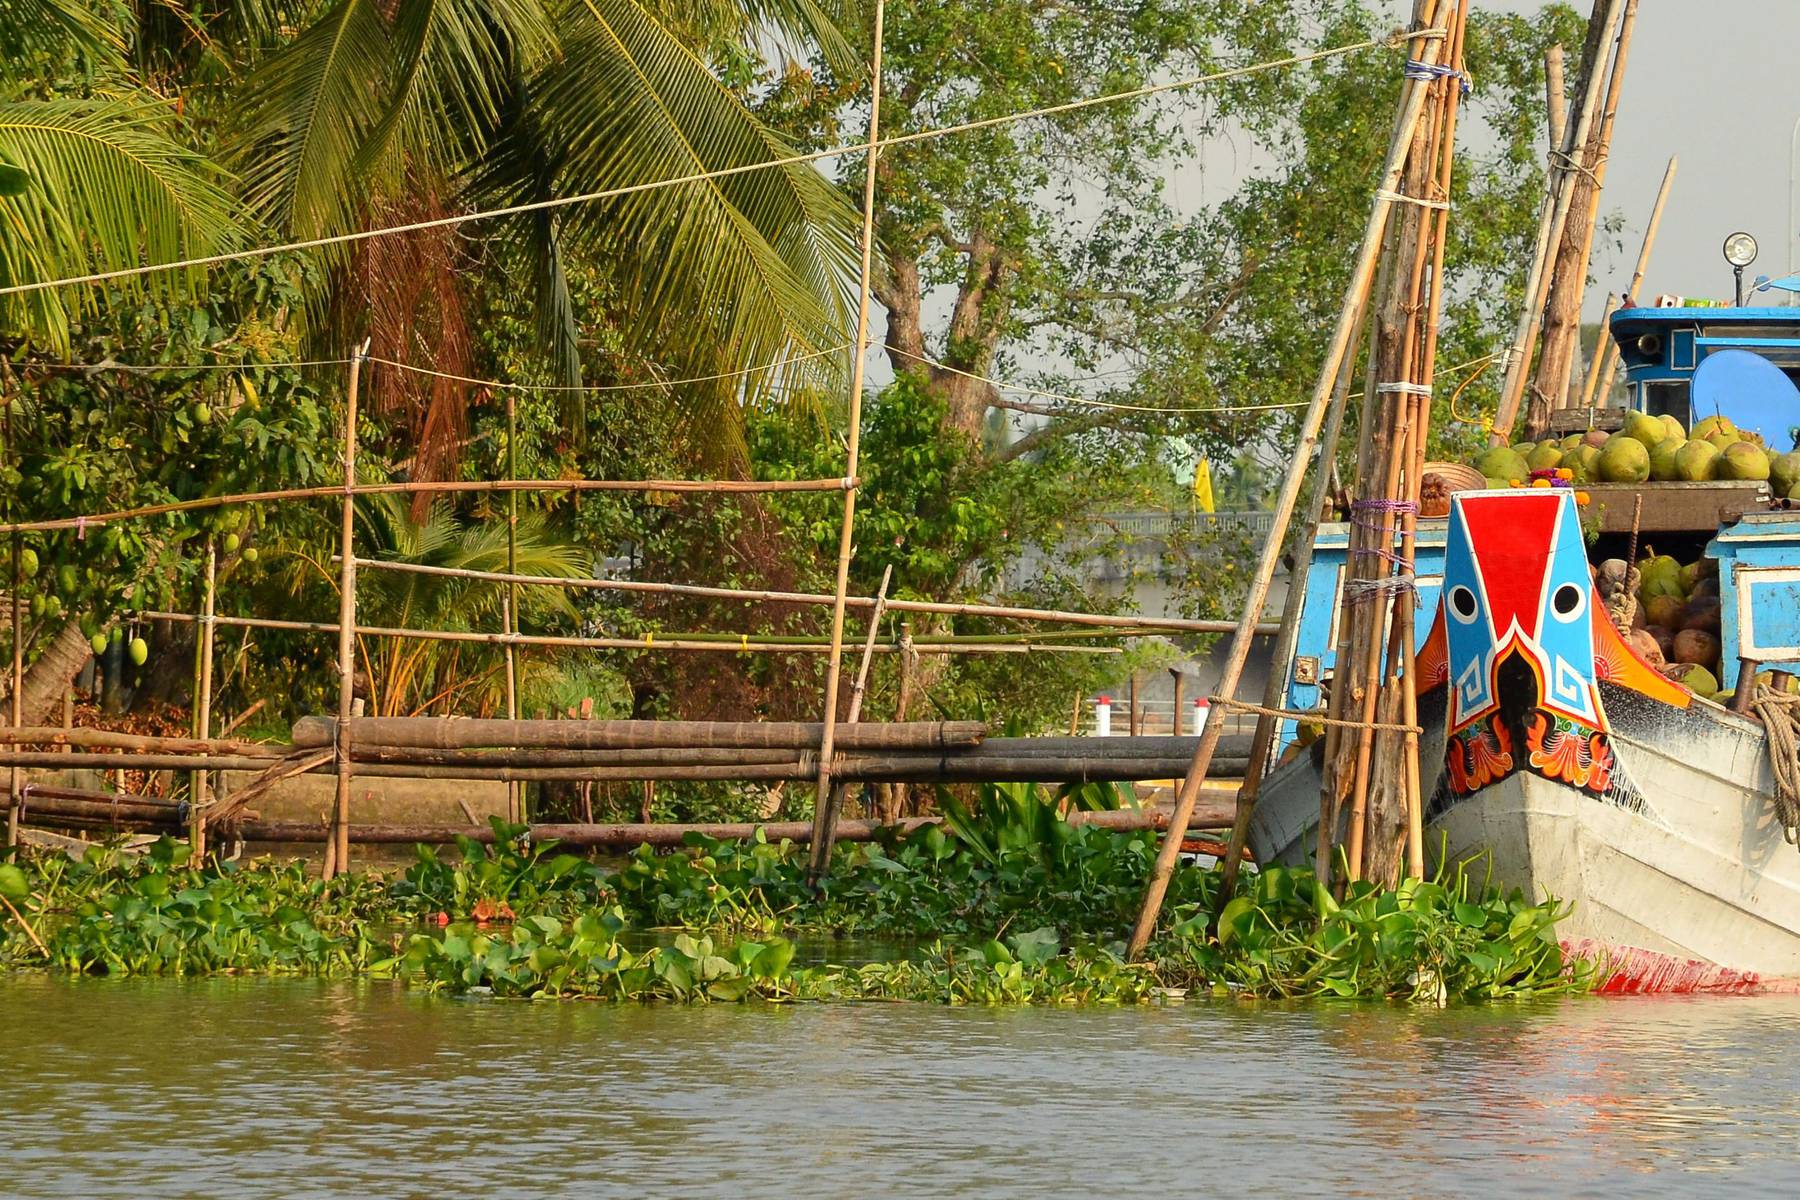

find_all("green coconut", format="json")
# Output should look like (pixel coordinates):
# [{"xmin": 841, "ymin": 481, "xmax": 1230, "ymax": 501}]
[
  {"xmin": 1560, "ymin": 433, "xmax": 1586, "ymax": 451},
  {"xmin": 1675, "ymin": 438, "xmax": 1720, "ymax": 482},
  {"xmin": 1525, "ymin": 442, "xmax": 1564, "ymax": 471},
  {"xmin": 1770, "ymin": 450, "xmax": 1800, "ymax": 496},
  {"xmin": 1647, "ymin": 436, "xmax": 1685, "ymax": 481},
  {"xmin": 1474, "ymin": 446, "xmax": 1529, "ymax": 483},
  {"xmin": 1510, "ymin": 441, "xmax": 1537, "ymax": 459},
  {"xmin": 128, "ymin": 637, "xmax": 148, "ymax": 666},
  {"xmin": 1716, "ymin": 441, "xmax": 1772, "ymax": 481},
  {"xmin": 1623, "ymin": 410, "xmax": 1666, "ymax": 448},
  {"xmin": 1693, "ymin": 414, "xmax": 1738, "ymax": 443},
  {"xmin": 1597, "ymin": 432, "xmax": 1651, "ymax": 482},
  {"xmin": 1659, "ymin": 413, "xmax": 1686, "ymax": 442},
  {"xmin": 1564, "ymin": 444, "xmax": 1602, "ymax": 484},
  {"xmin": 1677, "ymin": 663, "xmax": 1719, "ymax": 698}
]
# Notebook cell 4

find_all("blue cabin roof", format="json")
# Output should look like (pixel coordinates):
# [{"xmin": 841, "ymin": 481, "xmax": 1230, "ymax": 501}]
[{"xmin": 1607, "ymin": 306, "xmax": 1800, "ymax": 439}]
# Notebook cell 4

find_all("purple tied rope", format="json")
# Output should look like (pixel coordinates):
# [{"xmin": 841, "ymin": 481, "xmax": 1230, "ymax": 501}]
[{"xmin": 1347, "ymin": 498, "xmax": 1419, "ymax": 600}]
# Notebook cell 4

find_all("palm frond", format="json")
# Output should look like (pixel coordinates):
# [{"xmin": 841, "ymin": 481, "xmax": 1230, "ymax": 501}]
[
  {"xmin": 234, "ymin": 0, "xmax": 551, "ymax": 238},
  {"xmin": 0, "ymin": 96, "xmax": 240, "ymax": 351},
  {"xmin": 489, "ymin": 0, "xmax": 859, "ymax": 458},
  {"xmin": 0, "ymin": 0, "xmax": 126, "ymax": 74}
]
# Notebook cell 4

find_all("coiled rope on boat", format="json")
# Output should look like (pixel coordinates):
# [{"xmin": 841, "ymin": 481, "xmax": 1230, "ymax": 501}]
[{"xmin": 1750, "ymin": 687, "xmax": 1800, "ymax": 846}]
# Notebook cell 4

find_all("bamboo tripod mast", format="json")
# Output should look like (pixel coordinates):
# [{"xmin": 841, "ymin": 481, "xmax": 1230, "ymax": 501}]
[
  {"xmin": 1126, "ymin": 5, "xmax": 1450, "ymax": 958},
  {"xmin": 1490, "ymin": 0, "xmax": 1626, "ymax": 444},
  {"xmin": 808, "ymin": 0, "xmax": 887, "ymax": 882}
]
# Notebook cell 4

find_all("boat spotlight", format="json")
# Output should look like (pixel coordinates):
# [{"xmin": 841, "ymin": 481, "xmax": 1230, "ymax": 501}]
[{"xmin": 1724, "ymin": 231, "xmax": 1758, "ymax": 305}]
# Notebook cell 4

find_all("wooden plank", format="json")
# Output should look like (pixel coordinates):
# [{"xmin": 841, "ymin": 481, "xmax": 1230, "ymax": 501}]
[
  {"xmin": 1583, "ymin": 482, "xmax": 1770, "ymax": 533},
  {"xmin": 1547, "ymin": 407, "xmax": 1625, "ymax": 435}
]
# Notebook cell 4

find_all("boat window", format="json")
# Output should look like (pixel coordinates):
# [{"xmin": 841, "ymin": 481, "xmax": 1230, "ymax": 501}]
[{"xmin": 1643, "ymin": 380, "xmax": 1689, "ymax": 425}]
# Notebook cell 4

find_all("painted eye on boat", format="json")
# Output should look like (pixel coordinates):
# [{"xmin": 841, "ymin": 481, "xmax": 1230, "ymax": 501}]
[
  {"xmin": 1448, "ymin": 585, "xmax": 1479, "ymax": 623},
  {"xmin": 1551, "ymin": 582, "xmax": 1586, "ymax": 622}
]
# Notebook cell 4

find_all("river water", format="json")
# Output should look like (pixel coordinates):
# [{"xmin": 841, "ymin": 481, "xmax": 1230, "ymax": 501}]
[{"xmin": 4, "ymin": 975, "xmax": 1797, "ymax": 1198}]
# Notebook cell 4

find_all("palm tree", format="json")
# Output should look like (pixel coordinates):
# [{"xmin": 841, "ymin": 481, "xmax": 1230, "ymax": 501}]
[
  {"xmin": 232, "ymin": 0, "xmax": 864, "ymax": 462},
  {"xmin": 0, "ymin": 3, "xmax": 242, "ymax": 351},
  {"xmin": 298, "ymin": 492, "xmax": 594, "ymax": 715},
  {"xmin": 5, "ymin": 0, "xmax": 864, "ymax": 459}
]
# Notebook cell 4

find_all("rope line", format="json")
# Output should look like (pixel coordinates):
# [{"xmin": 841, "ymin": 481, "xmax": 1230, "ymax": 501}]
[
  {"xmin": 1751, "ymin": 686, "xmax": 1800, "ymax": 847},
  {"xmin": 367, "ymin": 344, "xmax": 850, "ymax": 393},
  {"xmin": 0, "ymin": 31, "xmax": 1443, "ymax": 301},
  {"xmin": 1210, "ymin": 697, "xmax": 1421, "ymax": 734}
]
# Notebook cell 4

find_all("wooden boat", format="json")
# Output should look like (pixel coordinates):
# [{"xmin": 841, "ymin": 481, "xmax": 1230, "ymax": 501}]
[{"xmin": 1248, "ymin": 303, "xmax": 1800, "ymax": 987}]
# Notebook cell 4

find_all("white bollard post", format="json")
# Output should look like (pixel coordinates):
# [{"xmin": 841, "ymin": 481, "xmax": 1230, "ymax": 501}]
[
  {"xmin": 1192, "ymin": 697, "xmax": 1210, "ymax": 737},
  {"xmin": 1094, "ymin": 695, "xmax": 1113, "ymax": 737}
]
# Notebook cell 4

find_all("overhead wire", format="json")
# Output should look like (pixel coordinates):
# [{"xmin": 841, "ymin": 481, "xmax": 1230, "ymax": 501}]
[{"xmin": 0, "ymin": 29, "xmax": 1444, "ymax": 302}]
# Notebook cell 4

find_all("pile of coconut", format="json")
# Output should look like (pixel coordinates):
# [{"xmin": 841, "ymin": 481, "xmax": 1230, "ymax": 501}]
[
  {"xmin": 1594, "ymin": 551, "xmax": 1724, "ymax": 697},
  {"xmin": 1472, "ymin": 414, "xmax": 1800, "ymax": 491}
]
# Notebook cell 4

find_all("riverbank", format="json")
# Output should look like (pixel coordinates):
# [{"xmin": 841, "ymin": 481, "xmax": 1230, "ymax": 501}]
[{"xmin": 0, "ymin": 803, "xmax": 1588, "ymax": 1004}]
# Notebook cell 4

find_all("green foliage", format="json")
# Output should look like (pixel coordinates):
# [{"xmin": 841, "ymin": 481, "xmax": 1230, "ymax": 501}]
[{"xmin": 1, "ymin": 805, "xmax": 1588, "ymax": 1004}]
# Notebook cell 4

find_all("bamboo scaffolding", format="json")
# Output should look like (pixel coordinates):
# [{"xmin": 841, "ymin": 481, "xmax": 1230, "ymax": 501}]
[
  {"xmin": 809, "ymin": 0, "xmax": 888, "ymax": 880},
  {"xmin": 342, "ymin": 557, "xmax": 1266, "ymax": 634},
  {"xmin": 1491, "ymin": 0, "xmax": 1625, "ymax": 444},
  {"xmin": 1586, "ymin": 155, "xmax": 1677, "ymax": 408},
  {"xmin": 1124, "ymin": 3, "xmax": 1449, "ymax": 959}
]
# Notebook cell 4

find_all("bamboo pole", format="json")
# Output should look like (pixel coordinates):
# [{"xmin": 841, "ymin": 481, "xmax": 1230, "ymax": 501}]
[
  {"xmin": 1590, "ymin": 155, "xmax": 1677, "ymax": 407},
  {"xmin": 343, "ymin": 557, "xmax": 1269, "ymax": 635},
  {"xmin": 1544, "ymin": 44, "xmax": 1566, "ymax": 152},
  {"xmin": 1125, "ymin": 9, "xmax": 1447, "ymax": 959},
  {"xmin": 809, "ymin": 0, "xmax": 887, "ymax": 873},
  {"xmin": 1129, "ymin": 674, "xmax": 1140, "ymax": 737},
  {"xmin": 0, "ymin": 477, "xmax": 854, "ymax": 537},
  {"xmin": 505, "ymin": 391, "xmax": 521, "ymax": 825},
  {"xmin": 134, "ymin": 609, "xmax": 1120, "ymax": 655},
  {"xmin": 227, "ymin": 804, "xmax": 1237, "ymax": 849},
  {"xmin": 1491, "ymin": 0, "xmax": 1624, "ymax": 444},
  {"xmin": 328, "ymin": 344, "xmax": 368, "ymax": 880},
  {"xmin": 190, "ymin": 539, "xmax": 217, "ymax": 856},
  {"xmin": 292, "ymin": 715, "xmax": 986, "ymax": 752},
  {"xmin": 810, "ymin": 564, "xmax": 893, "ymax": 877},
  {"xmin": 1576, "ymin": 291, "xmax": 1622, "ymax": 409},
  {"xmin": 1212, "ymin": 288, "xmax": 1370, "ymax": 913},
  {"xmin": 5, "ymin": 378, "xmax": 18, "ymax": 849},
  {"xmin": 501, "ymin": 595, "xmax": 519, "ymax": 823},
  {"xmin": 0, "ymin": 727, "xmax": 282, "ymax": 754}
]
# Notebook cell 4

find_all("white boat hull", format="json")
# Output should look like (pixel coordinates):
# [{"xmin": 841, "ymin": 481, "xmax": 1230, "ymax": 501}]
[{"xmin": 1251, "ymin": 685, "xmax": 1800, "ymax": 978}]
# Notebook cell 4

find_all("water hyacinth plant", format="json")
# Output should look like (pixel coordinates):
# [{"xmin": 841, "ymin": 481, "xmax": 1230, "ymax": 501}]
[{"xmin": 0, "ymin": 786, "xmax": 1590, "ymax": 1004}]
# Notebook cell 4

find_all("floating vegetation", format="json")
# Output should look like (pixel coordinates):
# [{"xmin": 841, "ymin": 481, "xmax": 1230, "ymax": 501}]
[{"xmin": 0, "ymin": 787, "xmax": 1590, "ymax": 1005}]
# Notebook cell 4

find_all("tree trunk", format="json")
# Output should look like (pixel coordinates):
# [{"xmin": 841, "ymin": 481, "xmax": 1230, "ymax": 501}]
[{"xmin": 9, "ymin": 622, "xmax": 95, "ymax": 728}]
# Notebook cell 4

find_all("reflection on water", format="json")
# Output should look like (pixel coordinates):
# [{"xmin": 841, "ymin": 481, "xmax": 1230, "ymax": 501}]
[{"xmin": 3, "ymin": 975, "xmax": 1797, "ymax": 1198}]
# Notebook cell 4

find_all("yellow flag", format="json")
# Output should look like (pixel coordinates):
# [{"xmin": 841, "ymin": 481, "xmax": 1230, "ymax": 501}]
[{"xmin": 1192, "ymin": 457, "xmax": 1216, "ymax": 513}]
